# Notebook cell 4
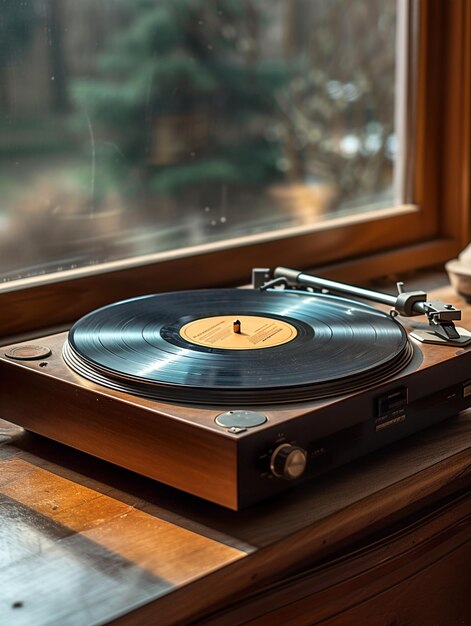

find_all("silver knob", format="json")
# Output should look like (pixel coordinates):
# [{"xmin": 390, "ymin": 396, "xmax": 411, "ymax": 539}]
[{"xmin": 270, "ymin": 444, "xmax": 307, "ymax": 480}]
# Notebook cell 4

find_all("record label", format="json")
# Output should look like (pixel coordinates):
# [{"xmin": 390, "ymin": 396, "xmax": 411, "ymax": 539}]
[{"xmin": 179, "ymin": 315, "xmax": 297, "ymax": 350}]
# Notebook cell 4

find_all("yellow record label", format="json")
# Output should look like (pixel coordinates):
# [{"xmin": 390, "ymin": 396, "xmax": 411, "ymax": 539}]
[{"xmin": 180, "ymin": 315, "xmax": 297, "ymax": 350}]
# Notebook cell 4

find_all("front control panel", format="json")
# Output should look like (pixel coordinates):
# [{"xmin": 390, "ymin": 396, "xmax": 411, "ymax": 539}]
[{"xmin": 239, "ymin": 378, "xmax": 471, "ymax": 508}]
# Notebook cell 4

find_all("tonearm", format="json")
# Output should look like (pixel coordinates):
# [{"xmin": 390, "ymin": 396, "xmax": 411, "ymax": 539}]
[{"xmin": 252, "ymin": 267, "xmax": 471, "ymax": 346}]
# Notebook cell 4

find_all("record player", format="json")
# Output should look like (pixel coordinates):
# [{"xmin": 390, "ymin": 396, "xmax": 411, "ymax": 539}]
[{"xmin": 1, "ymin": 267, "xmax": 471, "ymax": 510}]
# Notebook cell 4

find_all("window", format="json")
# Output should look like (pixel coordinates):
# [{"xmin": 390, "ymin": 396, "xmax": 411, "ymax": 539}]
[{"xmin": 0, "ymin": 0, "xmax": 470, "ymax": 338}]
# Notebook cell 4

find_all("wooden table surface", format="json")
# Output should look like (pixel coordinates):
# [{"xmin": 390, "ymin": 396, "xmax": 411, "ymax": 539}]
[{"xmin": 1, "ymin": 407, "xmax": 470, "ymax": 626}]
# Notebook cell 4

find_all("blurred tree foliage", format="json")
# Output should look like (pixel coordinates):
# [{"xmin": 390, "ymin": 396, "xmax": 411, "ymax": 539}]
[
  {"xmin": 279, "ymin": 0, "xmax": 396, "ymax": 208},
  {"xmin": 73, "ymin": 0, "xmax": 290, "ymax": 197},
  {"xmin": 0, "ymin": 0, "xmax": 38, "ymax": 112}
]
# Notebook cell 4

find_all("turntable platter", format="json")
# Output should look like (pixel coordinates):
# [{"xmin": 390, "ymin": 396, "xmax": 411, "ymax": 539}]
[{"xmin": 63, "ymin": 289, "xmax": 413, "ymax": 404}]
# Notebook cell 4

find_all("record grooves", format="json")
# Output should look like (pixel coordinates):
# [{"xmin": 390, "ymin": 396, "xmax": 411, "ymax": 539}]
[{"xmin": 63, "ymin": 289, "xmax": 414, "ymax": 405}]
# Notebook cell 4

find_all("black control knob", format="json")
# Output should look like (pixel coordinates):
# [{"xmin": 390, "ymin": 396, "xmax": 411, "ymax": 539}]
[{"xmin": 270, "ymin": 444, "xmax": 307, "ymax": 480}]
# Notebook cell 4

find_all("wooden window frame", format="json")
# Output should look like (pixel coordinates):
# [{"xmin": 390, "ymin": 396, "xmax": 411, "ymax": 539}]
[{"xmin": 1, "ymin": 0, "xmax": 470, "ymax": 339}]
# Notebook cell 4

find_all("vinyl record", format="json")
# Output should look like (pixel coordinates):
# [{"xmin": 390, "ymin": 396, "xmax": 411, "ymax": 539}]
[{"xmin": 63, "ymin": 289, "xmax": 413, "ymax": 404}]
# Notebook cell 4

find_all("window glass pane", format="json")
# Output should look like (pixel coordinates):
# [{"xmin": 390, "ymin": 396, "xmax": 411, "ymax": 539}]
[{"xmin": 0, "ymin": 0, "xmax": 398, "ymax": 282}]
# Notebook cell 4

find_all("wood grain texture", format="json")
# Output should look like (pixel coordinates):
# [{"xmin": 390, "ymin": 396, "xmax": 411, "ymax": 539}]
[
  {"xmin": 439, "ymin": 0, "xmax": 471, "ymax": 244},
  {"xmin": 196, "ymin": 496, "xmax": 471, "ymax": 626},
  {"xmin": 414, "ymin": 0, "xmax": 471, "ymax": 246},
  {"xmin": 0, "ymin": 425, "xmax": 246, "ymax": 626},
  {"xmin": 0, "ymin": 408, "xmax": 470, "ymax": 626},
  {"xmin": 0, "ymin": 338, "xmax": 240, "ymax": 508}
]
